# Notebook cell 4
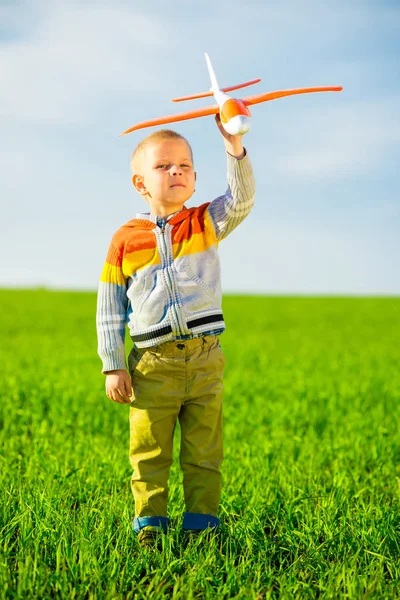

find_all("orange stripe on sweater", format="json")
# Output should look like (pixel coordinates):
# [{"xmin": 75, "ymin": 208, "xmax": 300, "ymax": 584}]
[
  {"xmin": 113, "ymin": 225, "xmax": 157, "ymax": 251},
  {"xmin": 105, "ymin": 228, "xmax": 157, "ymax": 268},
  {"xmin": 172, "ymin": 206, "xmax": 217, "ymax": 258},
  {"xmin": 123, "ymin": 234, "xmax": 157, "ymax": 255},
  {"xmin": 171, "ymin": 204, "xmax": 208, "ymax": 244},
  {"xmin": 104, "ymin": 243, "xmax": 122, "ymax": 267}
]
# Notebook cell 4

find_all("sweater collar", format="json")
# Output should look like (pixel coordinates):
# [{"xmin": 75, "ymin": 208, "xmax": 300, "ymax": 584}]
[{"xmin": 136, "ymin": 206, "xmax": 189, "ymax": 226}]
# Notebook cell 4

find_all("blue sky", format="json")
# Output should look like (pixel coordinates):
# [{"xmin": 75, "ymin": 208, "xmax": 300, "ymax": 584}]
[{"xmin": 1, "ymin": 0, "xmax": 399, "ymax": 294}]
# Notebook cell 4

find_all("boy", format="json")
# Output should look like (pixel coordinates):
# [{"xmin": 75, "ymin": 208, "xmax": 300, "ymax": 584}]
[{"xmin": 96, "ymin": 116, "xmax": 255, "ymax": 547}]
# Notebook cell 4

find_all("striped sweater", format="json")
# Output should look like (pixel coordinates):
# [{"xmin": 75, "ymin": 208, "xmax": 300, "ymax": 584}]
[{"xmin": 97, "ymin": 152, "xmax": 255, "ymax": 372}]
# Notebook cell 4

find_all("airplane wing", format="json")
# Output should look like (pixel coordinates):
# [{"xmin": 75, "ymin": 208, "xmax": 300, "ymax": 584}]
[
  {"xmin": 120, "ymin": 104, "xmax": 219, "ymax": 136},
  {"xmin": 171, "ymin": 79, "xmax": 261, "ymax": 102},
  {"xmin": 242, "ymin": 86, "xmax": 343, "ymax": 106}
]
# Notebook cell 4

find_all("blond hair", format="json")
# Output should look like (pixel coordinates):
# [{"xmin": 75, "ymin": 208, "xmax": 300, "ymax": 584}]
[{"xmin": 130, "ymin": 129, "xmax": 193, "ymax": 174}]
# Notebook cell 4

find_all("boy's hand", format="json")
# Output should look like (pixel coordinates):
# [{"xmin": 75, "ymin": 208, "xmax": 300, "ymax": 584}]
[
  {"xmin": 215, "ymin": 114, "xmax": 245, "ymax": 160},
  {"xmin": 105, "ymin": 370, "xmax": 132, "ymax": 404}
]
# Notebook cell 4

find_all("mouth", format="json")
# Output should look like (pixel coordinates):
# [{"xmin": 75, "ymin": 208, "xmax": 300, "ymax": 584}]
[{"xmin": 170, "ymin": 184, "xmax": 185, "ymax": 188}]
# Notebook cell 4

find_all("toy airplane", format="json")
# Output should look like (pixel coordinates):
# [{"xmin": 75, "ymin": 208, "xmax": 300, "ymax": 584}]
[{"xmin": 120, "ymin": 53, "xmax": 343, "ymax": 137}]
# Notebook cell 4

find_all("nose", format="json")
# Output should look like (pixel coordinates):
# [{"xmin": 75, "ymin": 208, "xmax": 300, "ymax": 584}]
[{"xmin": 170, "ymin": 163, "xmax": 182, "ymax": 176}]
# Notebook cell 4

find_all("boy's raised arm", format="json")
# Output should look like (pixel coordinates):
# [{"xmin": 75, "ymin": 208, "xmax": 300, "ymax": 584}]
[
  {"xmin": 207, "ymin": 115, "xmax": 256, "ymax": 241},
  {"xmin": 215, "ymin": 114, "xmax": 245, "ymax": 160}
]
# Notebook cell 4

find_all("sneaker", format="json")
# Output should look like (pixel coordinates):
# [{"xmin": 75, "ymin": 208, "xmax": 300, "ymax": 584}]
[
  {"xmin": 182, "ymin": 528, "xmax": 219, "ymax": 547},
  {"xmin": 137, "ymin": 527, "xmax": 163, "ymax": 549},
  {"xmin": 183, "ymin": 528, "xmax": 201, "ymax": 538}
]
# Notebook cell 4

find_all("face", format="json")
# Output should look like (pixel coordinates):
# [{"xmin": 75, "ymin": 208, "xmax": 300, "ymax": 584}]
[{"xmin": 132, "ymin": 138, "xmax": 196, "ymax": 215}]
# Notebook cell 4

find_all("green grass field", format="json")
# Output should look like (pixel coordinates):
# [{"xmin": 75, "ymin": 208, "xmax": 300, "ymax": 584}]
[{"xmin": 1, "ymin": 290, "xmax": 400, "ymax": 599}]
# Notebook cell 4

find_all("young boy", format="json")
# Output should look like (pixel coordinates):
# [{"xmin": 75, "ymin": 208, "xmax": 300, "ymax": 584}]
[{"xmin": 96, "ymin": 116, "xmax": 255, "ymax": 547}]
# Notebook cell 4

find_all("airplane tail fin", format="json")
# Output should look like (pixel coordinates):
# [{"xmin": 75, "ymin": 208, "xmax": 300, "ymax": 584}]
[{"xmin": 205, "ymin": 52, "xmax": 219, "ymax": 92}]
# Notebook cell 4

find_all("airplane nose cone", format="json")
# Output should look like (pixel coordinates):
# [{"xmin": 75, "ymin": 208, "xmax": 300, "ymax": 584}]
[{"xmin": 223, "ymin": 115, "xmax": 251, "ymax": 136}]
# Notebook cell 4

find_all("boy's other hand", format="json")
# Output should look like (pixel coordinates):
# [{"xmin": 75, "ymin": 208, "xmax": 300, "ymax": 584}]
[
  {"xmin": 215, "ymin": 114, "xmax": 245, "ymax": 160},
  {"xmin": 105, "ymin": 370, "xmax": 133, "ymax": 404}
]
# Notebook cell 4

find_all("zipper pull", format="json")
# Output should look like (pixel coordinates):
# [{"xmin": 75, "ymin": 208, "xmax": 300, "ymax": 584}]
[{"xmin": 157, "ymin": 216, "xmax": 166, "ymax": 232}]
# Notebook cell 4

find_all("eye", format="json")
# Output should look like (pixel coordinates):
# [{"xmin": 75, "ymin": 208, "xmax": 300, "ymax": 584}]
[
  {"xmin": 156, "ymin": 164, "xmax": 167, "ymax": 169},
  {"xmin": 181, "ymin": 164, "xmax": 191, "ymax": 168}
]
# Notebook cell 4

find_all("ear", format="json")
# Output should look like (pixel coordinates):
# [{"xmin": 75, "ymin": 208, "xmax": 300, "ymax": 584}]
[{"xmin": 132, "ymin": 174, "xmax": 149, "ymax": 197}]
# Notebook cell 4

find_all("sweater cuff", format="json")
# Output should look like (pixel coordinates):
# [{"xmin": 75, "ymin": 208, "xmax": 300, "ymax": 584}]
[
  {"xmin": 226, "ymin": 147, "xmax": 247, "ymax": 160},
  {"xmin": 100, "ymin": 347, "xmax": 127, "ymax": 373}
]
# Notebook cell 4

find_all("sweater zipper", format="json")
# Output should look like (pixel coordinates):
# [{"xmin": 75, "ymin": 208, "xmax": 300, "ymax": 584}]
[{"xmin": 159, "ymin": 221, "xmax": 184, "ymax": 335}]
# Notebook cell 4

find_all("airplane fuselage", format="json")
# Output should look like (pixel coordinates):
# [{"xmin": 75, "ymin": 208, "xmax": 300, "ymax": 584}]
[{"xmin": 214, "ymin": 90, "xmax": 252, "ymax": 136}]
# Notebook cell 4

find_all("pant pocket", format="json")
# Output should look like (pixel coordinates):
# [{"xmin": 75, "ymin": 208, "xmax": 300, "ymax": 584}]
[
  {"xmin": 214, "ymin": 342, "xmax": 226, "ymax": 367},
  {"xmin": 127, "ymin": 346, "xmax": 145, "ymax": 377}
]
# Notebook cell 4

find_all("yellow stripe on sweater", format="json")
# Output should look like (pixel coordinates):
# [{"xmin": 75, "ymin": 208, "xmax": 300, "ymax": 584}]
[
  {"xmin": 122, "ymin": 247, "xmax": 161, "ymax": 277},
  {"xmin": 100, "ymin": 263, "xmax": 126, "ymax": 286}
]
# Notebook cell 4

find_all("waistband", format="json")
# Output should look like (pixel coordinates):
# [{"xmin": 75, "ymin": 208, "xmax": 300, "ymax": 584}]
[
  {"xmin": 130, "ymin": 312, "xmax": 224, "ymax": 344},
  {"xmin": 141, "ymin": 335, "xmax": 220, "ymax": 357}
]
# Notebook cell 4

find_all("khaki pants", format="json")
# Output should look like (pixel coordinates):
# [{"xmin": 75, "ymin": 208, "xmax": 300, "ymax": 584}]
[{"xmin": 128, "ymin": 335, "xmax": 225, "ymax": 533}]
